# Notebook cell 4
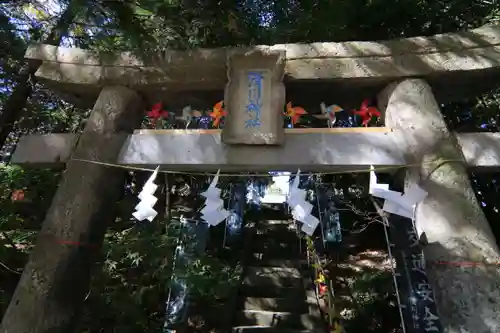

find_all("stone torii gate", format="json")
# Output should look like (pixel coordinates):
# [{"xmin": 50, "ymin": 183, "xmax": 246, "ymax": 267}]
[{"xmin": 3, "ymin": 24, "xmax": 500, "ymax": 333}]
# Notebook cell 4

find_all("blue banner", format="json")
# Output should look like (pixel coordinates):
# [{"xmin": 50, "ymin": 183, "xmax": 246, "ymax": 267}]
[
  {"xmin": 164, "ymin": 191, "xmax": 210, "ymax": 331},
  {"xmin": 224, "ymin": 182, "xmax": 246, "ymax": 247},
  {"xmin": 320, "ymin": 186, "xmax": 342, "ymax": 244}
]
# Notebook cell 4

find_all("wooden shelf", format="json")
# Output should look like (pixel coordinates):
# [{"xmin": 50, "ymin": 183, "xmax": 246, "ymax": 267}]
[{"xmin": 134, "ymin": 127, "xmax": 392, "ymax": 135}]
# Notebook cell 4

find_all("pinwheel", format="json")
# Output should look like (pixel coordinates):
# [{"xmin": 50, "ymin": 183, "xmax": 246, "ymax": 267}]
[
  {"xmin": 181, "ymin": 106, "xmax": 203, "ymax": 129},
  {"xmin": 320, "ymin": 102, "xmax": 344, "ymax": 128},
  {"xmin": 147, "ymin": 102, "xmax": 169, "ymax": 120},
  {"xmin": 285, "ymin": 102, "xmax": 307, "ymax": 126},
  {"xmin": 146, "ymin": 102, "xmax": 169, "ymax": 128},
  {"xmin": 319, "ymin": 284, "xmax": 328, "ymax": 295},
  {"xmin": 209, "ymin": 101, "xmax": 226, "ymax": 128},
  {"xmin": 352, "ymin": 99, "xmax": 381, "ymax": 127},
  {"xmin": 181, "ymin": 106, "xmax": 193, "ymax": 128},
  {"xmin": 315, "ymin": 272, "xmax": 326, "ymax": 284}
]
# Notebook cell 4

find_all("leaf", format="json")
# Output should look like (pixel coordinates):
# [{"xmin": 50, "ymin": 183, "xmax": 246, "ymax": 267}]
[
  {"xmin": 133, "ymin": 5, "xmax": 153, "ymax": 16},
  {"xmin": 22, "ymin": 3, "xmax": 49, "ymax": 21},
  {"xmin": 105, "ymin": 259, "xmax": 118, "ymax": 271}
]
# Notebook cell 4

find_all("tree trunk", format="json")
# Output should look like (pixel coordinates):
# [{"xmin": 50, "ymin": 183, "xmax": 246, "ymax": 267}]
[
  {"xmin": 0, "ymin": 0, "xmax": 80, "ymax": 152},
  {"xmin": 0, "ymin": 86, "xmax": 143, "ymax": 333},
  {"xmin": 378, "ymin": 79, "xmax": 500, "ymax": 333}
]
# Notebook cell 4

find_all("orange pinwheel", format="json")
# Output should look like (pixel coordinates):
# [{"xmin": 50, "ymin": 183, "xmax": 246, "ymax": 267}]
[
  {"xmin": 285, "ymin": 102, "xmax": 307, "ymax": 125},
  {"xmin": 352, "ymin": 99, "xmax": 381, "ymax": 127},
  {"xmin": 209, "ymin": 101, "xmax": 226, "ymax": 128}
]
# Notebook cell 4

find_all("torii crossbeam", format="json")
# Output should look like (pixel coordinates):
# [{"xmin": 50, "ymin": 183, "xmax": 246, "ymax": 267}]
[{"xmin": 10, "ymin": 128, "xmax": 500, "ymax": 172}]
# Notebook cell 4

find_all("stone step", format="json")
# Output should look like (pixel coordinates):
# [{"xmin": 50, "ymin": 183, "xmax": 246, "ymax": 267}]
[
  {"xmin": 254, "ymin": 221, "xmax": 297, "ymax": 232},
  {"xmin": 247, "ymin": 249, "xmax": 305, "ymax": 261},
  {"xmin": 253, "ymin": 234, "xmax": 302, "ymax": 247},
  {"xmin": 245, "ymin": 257, "xmax": 307, "ymax": 268},
  {"xmin": 239, "ymin": 283, "xmax": 308, "ymax": 298},
  {"xmin": 239, "ymin": 296, "xmax": 316, "ymax": 313},
  {"xmin": 261, "ymin": 219, "xmax": 292, "ymax": 225},
  {"xmin": 232, "ymin": 327, "xmax": 312, "ymax": 333},
  {"xmin": 251, "ymin": 240, "xmax": 301, "ymax": 255},
  {"xmin": 233, "ymin": 311, "xmax": 322, "ymax": 330},
  {"xmin": 254, "ymin": 228, "xmax": 300, "ymax": 239},
  {"xmin": 246, "ymin": 266, "xmax": 302, "ymax": 277},
  {"xmin": 243, "ymin": 266, "xmax": 303, "ymax": 288}
]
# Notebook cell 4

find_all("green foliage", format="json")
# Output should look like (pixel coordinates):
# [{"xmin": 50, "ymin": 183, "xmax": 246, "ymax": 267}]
[
  {"xmin": 0, "ymin": 164, "xmax": 61, "ymax": 314},
  {"xmin": 78, "ymin": 224, "xmax": 175, "ymax": 332},
  {"xmin": 76, "ymin": 217, "xmax": 240, "ymax": 332},
  {"xmin": 185, "ymin": 256, "xmax": 241, "ymax": 300},
  {"xmin": 0, "ymin": 164, "xmax": 60, "ymax": 231}
]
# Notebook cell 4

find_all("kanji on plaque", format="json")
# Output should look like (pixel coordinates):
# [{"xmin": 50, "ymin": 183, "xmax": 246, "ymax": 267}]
[
  {"xmin": 245, "ymin": 72, "xmax": 263, "ymax": 128},
  {"xmin": 222, "ymin": 50, "xmax": 285, "ymax": 145}
]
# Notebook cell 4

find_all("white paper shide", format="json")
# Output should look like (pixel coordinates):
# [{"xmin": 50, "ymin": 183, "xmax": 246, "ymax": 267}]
[
  {"xmin": 133, "ymin": 166, "xmax": 160, "ymax": 222},
  {"xmin": 287, "ymin": 169, "xmax": 320, "ymax": 235},
  {"xmin": 200, "ymin": 170, "xmax": 230, "ymax": 226},
  {"xmin": 369, "ymin": 166, "xmax": 428, "ymax": 219}
]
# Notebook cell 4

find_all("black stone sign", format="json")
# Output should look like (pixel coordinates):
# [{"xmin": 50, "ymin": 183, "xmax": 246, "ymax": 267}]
[{"xmin": 387, "ymin": 180, "xmax": 443, "ymax": 333}]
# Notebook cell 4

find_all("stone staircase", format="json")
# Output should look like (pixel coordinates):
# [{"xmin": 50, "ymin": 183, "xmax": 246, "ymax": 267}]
[{"xmin": 231, "ymin": 211, "xmax": 324, "ymax": 333}]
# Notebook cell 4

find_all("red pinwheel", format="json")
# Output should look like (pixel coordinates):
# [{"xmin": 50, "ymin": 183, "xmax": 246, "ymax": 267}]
[
  {"xmin": 319, "ymin": 284, "xmax": 328, "ymax": 295},
  {"xmin": 147, "ymin": 102, "xmax": 169, "ymax": 120},
  {"xmin": 146, "ymin": 102, "xmax": 169, "ymax": 129},
  {"xmin": 352, "ymin": 99, "xmax": 381, "ymax": 127}
]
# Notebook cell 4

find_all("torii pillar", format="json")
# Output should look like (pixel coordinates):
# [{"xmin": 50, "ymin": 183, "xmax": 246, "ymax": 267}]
[
  {"xmin": 0, "ymin": 86, "xmax": 143, "ymax": 333},
  {"xmin": 378, "ymin": 79, "xmax": 500, "ymax": 333}
]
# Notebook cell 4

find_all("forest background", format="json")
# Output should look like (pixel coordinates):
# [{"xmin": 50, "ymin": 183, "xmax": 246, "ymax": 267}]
[{"xmin": 1, "ymin": 0, "xmax": 500, "ymax": 332}]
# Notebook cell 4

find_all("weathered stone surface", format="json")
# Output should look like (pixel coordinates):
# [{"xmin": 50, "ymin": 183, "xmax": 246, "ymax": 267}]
[
  {"xmin": 25, "ymin": 25, "xmax": 500, "ymax": 66},
  {"xmin": 456, "ymin": 132, "xmax": 500, "ymax": 169},
  {"xmin": 222, "ymin": 50, "xmax": 285, "ymax": 145},
  {"xmin": 378, "ymin": 79, "xmax": 500, "ymax": 333},
  {"xmin": 241, "ymin": 296, "xmax": 315, "ymax": 313},
  {"xmin": 233, "ymin": 312, "xmax": 320, "ymax": 330},
  {"xmin": 230, "ymin": 214, "xmax": 322, "ymax": 333},
  {"xmin": 0, "ymin": 86, "xmax": 143, "ymax": 333},
  {"xmin": 285, "ymin": 45, "xmax": 500, "ymax": 82},
  {"xmin": 11, "ymin": 128, "xmax": 404, "ymax": 171},
  {"xmin": 24, "ymin": 24, "xmax": 500, "ymax": 106},
  {"xmin": 12, "ymin": 133, "xmax": 78, "ymax": 167}
]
